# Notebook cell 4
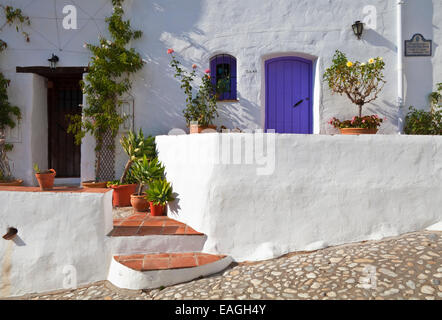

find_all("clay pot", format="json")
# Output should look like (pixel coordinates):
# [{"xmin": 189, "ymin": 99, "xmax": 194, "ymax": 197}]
[
  {"xmin": 130, "ymin": 193, "xmax": 149, "ymax": 212},
  {"xmin": 82, "ymin": 181, "xmax": 108, "ymax": 188},
  {"xmin": 189, "ymin": 124, "xmax": 217, "ymax": 134},
  {"xmin": 0, "ymin": 179, "xmax": 24, "ymax": 187},
  {"xmin": 149, "ymin": 202, "xmax": 166, "ymax": 216},
  {"xmin": 110, "ymin": 184, "xmax": 138, "ymax": 207},
  {"xmin": 35, "ymin": 169, "xmax": 56, "ymax": 190},
  {"xmin": 339, "ymin": 128, "xmax": 378, "ymax": 135}
]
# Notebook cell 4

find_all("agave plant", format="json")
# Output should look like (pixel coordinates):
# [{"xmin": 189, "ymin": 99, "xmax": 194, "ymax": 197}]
[
  {"xmin": 131, "ymin": 155, "xmax": 165, "ymax": 195},
  {"xmin": 119, "ymin": 129, "xmax": 157, "ymax": 184},
  {"xmin": 145, "ymin": 178, "xmax": 175, "ymax": 206}
]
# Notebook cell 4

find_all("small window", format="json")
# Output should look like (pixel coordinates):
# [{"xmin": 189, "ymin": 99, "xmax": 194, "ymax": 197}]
[{"xmin": 210, "ymin": 54, "xmax": 237, "ymax": 101}]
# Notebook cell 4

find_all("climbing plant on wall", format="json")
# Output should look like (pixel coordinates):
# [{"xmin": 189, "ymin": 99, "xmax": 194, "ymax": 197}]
[
  {"xmin": 68, "ymin": 0, "xmax": 145, "ymax": 181},
  {"xmin": 0, "ymin": 4, "xmax": 30, "ymax": 181}
]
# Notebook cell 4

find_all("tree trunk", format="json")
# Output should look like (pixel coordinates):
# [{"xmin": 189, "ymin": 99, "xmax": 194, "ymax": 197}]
[
  {"xmin": 358, "ymin": 104, "xmax": 363, "ymax": 118},
  {"xmin": 137, "ymin": 183, "xmax": 144, "ymax": 196},
  {"xmin": 95, "ymin": 149, "xmax": 101, "ymax": 182},
  {"xmin": 119, "ymin": 160, "xmax": 132, "ymax": 184}
]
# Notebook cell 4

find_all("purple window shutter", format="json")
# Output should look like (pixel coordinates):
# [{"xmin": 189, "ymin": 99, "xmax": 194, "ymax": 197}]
[
  {"xmin": 229, "ymin": 56, "xmax": 237, "ymax": 100},
  {"xmin": 210, "ymin": 55, "xmax": 237, "ymax": 101},
  {"xmin": 210, "ymin": 58, "xmax": 217, "ymax": 96}
]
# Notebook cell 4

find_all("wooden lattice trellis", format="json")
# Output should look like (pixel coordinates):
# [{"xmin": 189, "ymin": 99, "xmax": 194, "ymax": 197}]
[
  {"xmin": 95, "ymin": 129, "xmax": 115, "ymax": 182},
  {"xmin": 0, "ymin": 131, "xmax": 11, "ymax": 179}
]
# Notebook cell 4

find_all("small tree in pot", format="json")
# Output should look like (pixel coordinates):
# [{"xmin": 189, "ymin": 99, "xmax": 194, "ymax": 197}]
[{"xmin": 324, "ymin": 50, "xmax": 386, "ymax": 135}]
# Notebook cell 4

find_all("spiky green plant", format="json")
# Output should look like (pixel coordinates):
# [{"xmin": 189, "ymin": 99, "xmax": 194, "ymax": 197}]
[
  {"xmin": 119, "ymin": 129, "xmax": 156, "ymax": 183},
  {"xmin": 145, "ymin": 179, "xmax": 174, "ymax": 206},
  {"xmin": 131, "ymin": 156, "xmax": 165, "ymax": 195}
]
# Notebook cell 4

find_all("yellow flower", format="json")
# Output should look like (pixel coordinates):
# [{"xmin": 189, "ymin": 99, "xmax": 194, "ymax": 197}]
[
  {"xmin": 346, "ymin": 61, "xmax": 353, "ymax": 67},
  {"xmin": 368, "ymin": 58, "xmax": 375, "ymax": 64},
  {"xmin": 361, "ymin": 63, "xmax": 366, "ymax": 66}
]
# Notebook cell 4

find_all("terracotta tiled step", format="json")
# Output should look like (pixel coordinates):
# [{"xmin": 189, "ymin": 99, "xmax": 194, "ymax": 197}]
[
  {"xmin": 114, "ymin": 252, "xmax": 227, "ymax": 271},
  {"xmin": 110, "ymin": 213, "xmax": 203, "ymax": 237},
  {"xmin": 108, "ymin": 252, "xmax": 233, "ymax": 290}
]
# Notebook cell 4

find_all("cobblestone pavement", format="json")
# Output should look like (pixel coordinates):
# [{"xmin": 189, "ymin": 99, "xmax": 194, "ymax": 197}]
[
  {"xmin": 7, "ymin": 231, "xmax": 442, "ymax": 300},
  {"xmin": 113, "ymin": 207, "xmax": 134, "ymax": 219}
]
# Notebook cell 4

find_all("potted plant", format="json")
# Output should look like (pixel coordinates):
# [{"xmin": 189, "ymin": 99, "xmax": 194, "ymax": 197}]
[
  {"xmin": 33, "ymin": 163, "xmax": 56, "ymax": 190},
  {"xmin": 324, "ymin": 50, "xmax": 386, "ymax": 135},
  {"xmin": 145, "ymin": 178, "xmax": 175, "ymax": 216},
  {"xmin": 130, "ymin": 156, "xmax": 165, "ymax": 212},
  {"xmin": 108, "ymin": 129, "xmax": 157, "ymax": 207},
  {"xmin": 107, "ymin": 169, "xmax": 137, "ymax": 207},
  {"xmin": 168, "ymin": 49, "xmax": 219, "ymax": 134},
  {"xmin": 404, "ymin": 83, "xmax": 442, "ymax": 135}
]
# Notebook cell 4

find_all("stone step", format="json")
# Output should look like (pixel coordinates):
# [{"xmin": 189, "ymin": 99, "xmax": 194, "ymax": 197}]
[
  {"xmin": 107, "ymin": 213, "xmax": 207, "ymax": 256},
  {"xmin": 110, "ymin": 213, "xmax": 204, "ymax": 237},
  {"xmin": 107, "ymin": 252, "xmax": 233, "ymax": 290}
]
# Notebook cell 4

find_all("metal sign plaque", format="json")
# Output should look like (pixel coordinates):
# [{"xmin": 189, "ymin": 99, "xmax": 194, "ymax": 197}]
[{"xmin": 405, "ymin": 34, "xmax": 432, "ymax": 57}]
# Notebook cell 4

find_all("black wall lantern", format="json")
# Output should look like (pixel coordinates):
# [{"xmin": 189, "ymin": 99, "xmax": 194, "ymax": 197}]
[
  {"xmin": 352, "ymin": 21, "xmax": 364, "ymax": 40},
  {"xmin": 48, "ymin": 54, "xmax": 59, "ymax": 70}
]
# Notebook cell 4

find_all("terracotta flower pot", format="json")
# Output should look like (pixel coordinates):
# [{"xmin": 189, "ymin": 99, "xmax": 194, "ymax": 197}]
[
  {"xmin": 339, "ymin": 128, "xmax": 378, "ymax": 135},
  {"xmin": 35, "ymin": 169, "xmax": 56, "ymax": 190},
  {"xmin": 130, "ymin": 194, "xmax": 149, "ymax": 212},
  {"xmin": 110, "ymin": 184, "xmax": 138, "ymax": 207},
  {"xmin": 189, "ymin": 124, "xmax": 217, "ymax": 134},
  {"xmin": 82, "ymin": 181, "xmax": 108, "ymax": 188},
  {"xmin": 0, "ymin": 179, "xmax": 24, "ymax": 187},
  {"xmin": 149, "ymin": 202, "xmax": 166, "ymax": 216}
]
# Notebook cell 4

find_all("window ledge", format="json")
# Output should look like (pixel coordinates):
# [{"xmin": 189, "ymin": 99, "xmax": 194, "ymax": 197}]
[{"xmin": 217, "ymin": 99, "xmax": 239, "ymax": 103}]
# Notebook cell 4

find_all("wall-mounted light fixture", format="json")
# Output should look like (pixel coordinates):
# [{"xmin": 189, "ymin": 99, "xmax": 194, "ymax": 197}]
[
  {"xmin": 3, "ymin": 227, "xmax": 18, "ymax": 240},
  {"xmin": 48, "ymin": 54, "xmax": 59, "ymax": 70},
  {"xmin": 352, "ymin": 21, "xmax": 364, "ymax": 40}
]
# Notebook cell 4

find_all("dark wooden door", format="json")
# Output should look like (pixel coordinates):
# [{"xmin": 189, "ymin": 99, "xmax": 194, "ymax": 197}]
[{"xmin": 48, "ymin": 77, "xmax": 82, "ymax": 177}]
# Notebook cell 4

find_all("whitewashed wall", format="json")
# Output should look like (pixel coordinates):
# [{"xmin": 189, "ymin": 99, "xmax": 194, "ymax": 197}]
[
  {"xmin": 156, "ymin": 134, "xmax": 442, "ymax": 261},
  {"xmin": 0, "ymin": 189, "xmax": 113, "ymax": 297},
  {"xmin": 0, "ymin": 0, "xmax": 440, "ymax": 181},
  {"xmin": 5, "ymin": 73, "xmax": 47, "ymax": 185}
]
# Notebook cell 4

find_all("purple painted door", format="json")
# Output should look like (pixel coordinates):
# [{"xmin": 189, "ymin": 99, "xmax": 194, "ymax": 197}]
[{"xmin": 265, "ymin": 57, "xmax": 313, "ymax": 134}]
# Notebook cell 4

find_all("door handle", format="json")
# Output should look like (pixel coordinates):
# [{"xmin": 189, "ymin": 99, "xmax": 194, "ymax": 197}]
[{"xmin": 293, "ymin": 98, "xmax": 310, "ymax": 108}]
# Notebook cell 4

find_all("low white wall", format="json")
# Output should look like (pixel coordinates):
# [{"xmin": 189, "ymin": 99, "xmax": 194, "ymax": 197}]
[
  {"xmin": 156, "ymin": 134, "xmax": 442, "ymax": 261},
  {"xmin": 0, "ymin": 189, "xmax": 113, "ymax": 297}
]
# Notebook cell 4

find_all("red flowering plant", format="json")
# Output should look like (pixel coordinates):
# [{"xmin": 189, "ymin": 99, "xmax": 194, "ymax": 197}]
[
  {"xmin": 168, "ymin": 49, "xmax": 218, "ymax": 127},
  {"xmin": 324, "ymin": 50, "xmax": 386, "ymax": 131},
  {"xmin": 328, "ymin": 115, "xmax": 384, "ymax": 129}
]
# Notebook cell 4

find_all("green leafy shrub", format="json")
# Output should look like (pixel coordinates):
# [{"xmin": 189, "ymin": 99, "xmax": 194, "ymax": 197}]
[
  {"xmin": 404, "ymin": 83, "xmax": 442, "ymax": 136},
  {"xmin": 145, "ymin": 179, "xmax": 174, "ymax": 206}
]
